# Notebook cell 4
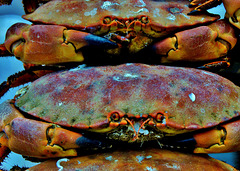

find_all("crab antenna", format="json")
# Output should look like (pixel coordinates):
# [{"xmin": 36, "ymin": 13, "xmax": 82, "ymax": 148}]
[
  {"xmin": 136, "ymin": 118, "xmax": 150, "ymax": 137},
  {"xmin": 0, "ymin": 65, "xmax": 65, "ymax": 99},
  {"xmin": 125, "ymin": 118, "xmax": 138, "ymax": 140}
]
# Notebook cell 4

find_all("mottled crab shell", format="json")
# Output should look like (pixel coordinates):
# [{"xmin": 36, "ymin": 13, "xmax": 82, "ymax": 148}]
[
  {"xmin": 23, "ymin": 0, "xmax": 219, "ymax": 35},
  {"xmin": 15, "ymin": 64, "xmax": 240, "ymax": 133},
  {"xmin": 28, "ymin": 149, "xmax": 237, "ymax": 170}
]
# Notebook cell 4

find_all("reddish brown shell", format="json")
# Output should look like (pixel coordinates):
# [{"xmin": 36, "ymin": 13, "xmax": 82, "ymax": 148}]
[
  {"xmin": 15, "ymin": 64, "xmax": 240, "ymax": 132},
  {"xmin": 28, "ymin": 149, "xmax": 237, "ymax": 170},
  {"xmin": 23, "ymin": 0, "xmax": 219, "ymax": 34}
]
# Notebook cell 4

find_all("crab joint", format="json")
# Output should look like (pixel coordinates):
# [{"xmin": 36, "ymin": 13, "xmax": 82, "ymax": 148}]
[
  {"xmin": 3, "ymin": 117, "xmax": 84, "ymax": 158},
  {"xmin": 194, "ymin": 119, "xmax": 240, "ymax": 153}
]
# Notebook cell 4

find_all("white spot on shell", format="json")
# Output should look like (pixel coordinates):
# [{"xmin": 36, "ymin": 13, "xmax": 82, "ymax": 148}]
[
  {"xmin": 146, "ymin": 155, "xmax": 152, "ymax": 159},
  {"xmin": 136, "ymin": 155, "xmax": 145, "ymax": 163},
  {"xmin": 101, "ymin": 1, "xmax": 119, "ymax": 10},
  {"xmin": 75, "ymin": 20, "xmax": 82, "ymax": 24},
  {"xmin": 166, "ymin": 14, "xmax": 176, "ymax": 21},
  {"xmin": 189, "ymin": 93, "xmax": 196, "ymax": 102},
  {"xmin": 124, "ymin": 73, "xmax": 139, "ymax": 78},
  {"xmin": 84, "ymin": 8, "xmax": 97, "ymax": 16},
  {"xmin": 135, "ymin": 0, "xmax": 146, "ymax": 7},
  {"xmin": 133, "ymin": 8, "xmax": 149, "ymax": 14},
  {"xmin": 56, "ymin": 158, "xmax": 69, "ymax": 171},
  {"xmin": 56, "ymin": 9, "xmax": 60, "ymax": 12},
  {"xmin": 146, "ymin": 166, "xmax": 157, "ymax": 171},
  {"xmin": 164, "ymin": 163, "xmax": 181, "ymax": 169},
  {"xmin": 105, "ymin": 156, "xmax": 113, "ymax": 161},
  {"xmin": 58, "ymin": 102, "xmax": 63, "ymax": 106}
]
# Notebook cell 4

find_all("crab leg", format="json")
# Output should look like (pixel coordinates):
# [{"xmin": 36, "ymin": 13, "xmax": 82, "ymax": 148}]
[
  {"xmin": 189, "ymin": 0, "xmax": 240, "ymax": 29},
  {"xmin": 0, "ymin": 100, "xmax": 107, "ymax": 159},
  {"xmin": 153, "ymin": 20, "xmax": 237, "ymax": 68},
  {"xmin": 0, "ymin": 65, "xmax": 65, "ymax": 99},
  {"xmin": 4, "ymin": 23, "xmax": 117, "ymax": 65}
]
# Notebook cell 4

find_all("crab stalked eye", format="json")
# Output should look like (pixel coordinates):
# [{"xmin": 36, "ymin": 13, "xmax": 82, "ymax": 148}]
[
  {"xmin": 155, "ymin": 112, "xmax": 167, "ymax": 124},
  {"xmin": 111, "ymin": 112, "xmax": 120, "ymax": 121},
  {"xmin": 141, "ymin": 16, "xmax": 149, "ymax": 24},
  {"xmin": 103, "ymin": 17, "xmax": 112, "ymax": 24}
]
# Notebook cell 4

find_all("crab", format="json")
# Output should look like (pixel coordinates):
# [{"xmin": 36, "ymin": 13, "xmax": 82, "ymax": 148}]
[
  {"xmin": 0, "ymin": 64, "xmax": 240, "ymax": 166},
  {"xmin": 0, "ymin": 0, "xmax": 240, "ymax": 169},
  {"xmin": 28, "ymin": 149, "xmax": 237, "ymax": 170},
  {"xmin": 0, "ymin": 0, "xmax": 239, "ymax": 66}
]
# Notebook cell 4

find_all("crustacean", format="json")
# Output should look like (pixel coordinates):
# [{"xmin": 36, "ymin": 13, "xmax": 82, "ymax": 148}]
[
  {"xmin": 0, "ymin": 0, "xmax": 240, "ymax": 169},
  {"xmin": 0, "ymin": 0, "xmax": 238, "ymax": 67},
  {"xmin": 0, "ymin": 64, "xmax": 240, "ymax": 170},
  {"xmin": 28, "ymin": 149, "xmax": 237, "ymax": 170}
]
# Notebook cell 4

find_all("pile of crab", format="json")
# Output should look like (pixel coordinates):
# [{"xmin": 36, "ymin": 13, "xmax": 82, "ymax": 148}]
[{"xmin": 0, "ymin": 0, "xmax": 240, "ymax": 170}]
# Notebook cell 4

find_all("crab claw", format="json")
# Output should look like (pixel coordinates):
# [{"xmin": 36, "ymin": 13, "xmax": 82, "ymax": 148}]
[
  {"xmin": 4, "ymin": 23, "xmax": 117, "ymax": 65},
  {"xmin": 193, "ymin": 119, "xmax": 240, "ymax": 153},
  {"xmin": 153, "ymin": 20, "xmax": 237, "ymax": 66},
  {"xmin": 0, "ymin": 100, "xmax": 108, "ymax": 159},
  {"xmin": 189, "ymin": 0, "xmax": 240, "ymax": 29},
  {"xmin": 223, "ymin": 0, "xmax": 240, "ymax": 29},
  {"xmin": 167, "ymin": 119, "xmax": 240, "ymax": 153}
]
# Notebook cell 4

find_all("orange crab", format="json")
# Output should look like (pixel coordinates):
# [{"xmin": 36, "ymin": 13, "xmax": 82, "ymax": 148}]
[
  {"xmin": 0, "ymin": 0, "xmax": 238, "ymax": 67},
  {"xmin": 1, "ymin": 64, "xmax": 240, "ymax": 164},
  {"xmin": 0, "ymin": 0, "xmax": 240, "ymax": 169}
]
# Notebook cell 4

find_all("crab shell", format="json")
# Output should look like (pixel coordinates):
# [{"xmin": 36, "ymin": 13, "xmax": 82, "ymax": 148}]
[
  {"xmin": 23, "ymin": 0, "xmax": 219, "ymax": 34},
  {"xmin": 28, "ymin": 149, "xmax": 237, "ymax": 171},
  {"xmin": 15, "ymin": 63, "xmax": 240, "ymax": 130}
]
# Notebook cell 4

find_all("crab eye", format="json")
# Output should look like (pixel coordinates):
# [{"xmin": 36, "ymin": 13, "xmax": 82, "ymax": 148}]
[
  {"xmin": 103, "ymin": 17, "xmax": 112, "ymax": 24},
  {"xmin": 111, "ymin": 112, "xmax": 120, "ymax": 121},
  {"xmin": 156, "ymin": 112, "xmax": 165, "ymax": 123},
  {"xmin": 141, "ymin": 16, "xmax": 148, "ymax": 24}
]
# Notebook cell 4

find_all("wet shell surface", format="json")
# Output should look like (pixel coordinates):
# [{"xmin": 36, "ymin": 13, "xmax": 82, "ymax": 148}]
[
  {"xmin": 28, "ymin": 148, "xmax": 237, "ymax": 171},
  {"xmin": 15, "ymin": 64, "xmax": 240, "ymax": 133},
  {"xmin": 23, "ymin": 0, "xmax": 219, "ymax": 33}
]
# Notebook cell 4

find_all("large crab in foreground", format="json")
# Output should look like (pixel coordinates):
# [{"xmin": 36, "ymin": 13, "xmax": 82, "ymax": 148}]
[
  {"xmin": 0, "ymin": 63, "xmax": 240, "ymax": 169},
  {"xmin": 1, "ymin": 0, "xmax": 240, "ymax": 170},
  {"xmin": 0, "ymin": 0, "xmax": 239, "ymax": 98}
]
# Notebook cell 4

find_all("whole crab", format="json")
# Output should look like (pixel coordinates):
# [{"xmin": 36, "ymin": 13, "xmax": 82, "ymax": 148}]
[
  {"xmin": 0, "ymin": 0, "xmax": 239, "ymax": 68},
  {"xmin": 0, "ymin": 64, "xmax": 240, "ymax": 169}
]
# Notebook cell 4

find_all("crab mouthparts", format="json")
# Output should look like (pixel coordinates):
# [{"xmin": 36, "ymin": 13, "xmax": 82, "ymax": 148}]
[{"xmin": 126, "ymin": 118, "xmax": 151, "ymax": 141}]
